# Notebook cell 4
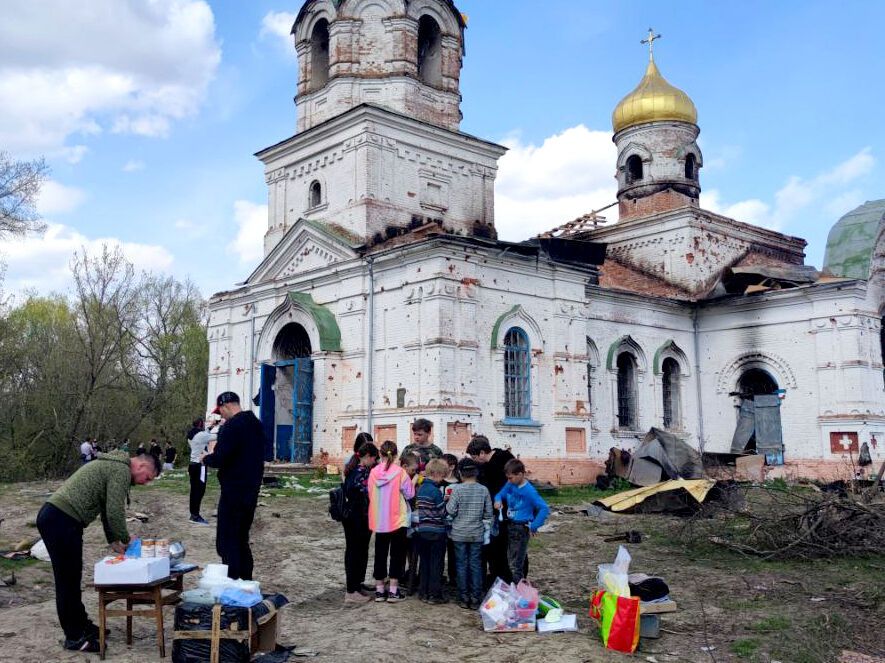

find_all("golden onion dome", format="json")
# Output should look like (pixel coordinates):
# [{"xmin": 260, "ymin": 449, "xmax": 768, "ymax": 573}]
[{"xmin": 612, "ymin": 57, "xmax": 697, "ymax": 133}]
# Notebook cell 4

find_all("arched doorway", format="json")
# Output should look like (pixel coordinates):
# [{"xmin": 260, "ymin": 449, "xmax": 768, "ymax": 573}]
[
  {"xmin": 260, "ymin": 323, "xmax": 314, "ymax": 463},
  {"xmin": 730, "ymin": 368, "xmax": 783, "ymax": 464}
]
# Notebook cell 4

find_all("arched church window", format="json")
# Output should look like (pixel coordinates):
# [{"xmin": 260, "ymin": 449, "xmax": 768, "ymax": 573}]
[
  {"xmin": 417, "ymin": 15, "xmax": 442, "ymax": 87},
  {"xmin": 504, "ymin": 327, "xmax": 531, "ymax": 420},
  {"xmin": 662, "ymin": 357, "xmax": 681, "ymax": 430},
  {"xmin": 616, "ymin": 352, "xmax": 638, "ymax": 429},
  {"xmin": 626, "ymin": 155, "xmax": 643, "ymax": 184},
  {"xmin": 310, "ymin": 20, "xmax": 330, "ymax": 91},
  {"xmin": 685, "ymin": 153, "xmax": 697, "ymax": 180},
  {"xmin": 309, "ymin": 180, "xmax": 322, "ymax": 208}
]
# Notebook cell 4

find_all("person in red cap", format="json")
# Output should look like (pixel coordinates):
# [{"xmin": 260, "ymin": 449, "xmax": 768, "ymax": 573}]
[{"xmin": 201, "ymin": 391, "xmax": 265, "ymax": 580}]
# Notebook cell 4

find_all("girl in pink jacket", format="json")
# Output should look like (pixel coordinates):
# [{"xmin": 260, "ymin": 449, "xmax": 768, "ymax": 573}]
[{"xmin": 368, "ymin": 440, "xmax": 415, "ymax": 602}]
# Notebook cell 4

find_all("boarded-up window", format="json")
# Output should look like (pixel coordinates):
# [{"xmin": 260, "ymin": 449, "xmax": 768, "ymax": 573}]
[
  {"xmin": 341, "ymin": 425, "xmax": 357, "ymax": 453},
  {"xmin": 447, "ymin": 421, "xmax": 472, "ymax": 453},
  {"xmin": 830, "ymin": 431, "xmax": 859, "ymax": 454},
  {"xmin": 374, "ymin": 424, "xmax": 397, "ymax": 446},
  {"xmin": 565, "ymin": 427, "xmax": 586, "ymax": 454}
]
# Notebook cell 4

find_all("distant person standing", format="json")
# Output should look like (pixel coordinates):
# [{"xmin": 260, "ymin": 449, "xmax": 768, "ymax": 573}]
[
  {"xmin": 79, "ymin": 438, "xmax": 93, "ymax": 464},
  {"xmin": 135, "ymin": 441, "xmax": 146, "ymax": 456},
  {"xmin": 201, "ymin": 392, "xmax": 265, "ymax": 580},
  {"xmin": 149, "ymin": 438, "xmax": 162, "ymax": 464},
  {"xmin": 163, "ymin": 441, "xmax": 177, "ymax": 471},
  {"xmin": 187, "ymin": 418, "xmax": 216, "ymax": 525},
  {"xmin": 36, "ymin": 451, "xmax": 160, "ymax": 653}
]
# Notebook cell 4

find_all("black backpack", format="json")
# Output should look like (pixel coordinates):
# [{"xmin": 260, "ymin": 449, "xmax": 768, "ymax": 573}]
[{"xmin": 329, "ymin": 483, "xmax": 350, "ymax": 522}]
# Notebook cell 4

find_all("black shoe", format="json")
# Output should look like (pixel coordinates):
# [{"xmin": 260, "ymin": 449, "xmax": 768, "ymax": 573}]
[
  {"xmin": 360, "ymin": 583, "xmax": 375, "ymax": 593},
  {"xmin": 469, "ymin": 599, "xmax": 481, "ymax": 610},
  {"xmin": 429, "ymin": 595, "xmax": 448, "ymax": 605},
  {"xmin": 64, "ymin": 636, "xmax": 100, "ymax": 652},
  {"xmin": 458, "ymin": 599, "xmax": 471, "ymax": 609},
  {"xmin": 374, "ymin": 590, "xmax": 387, "ymax": 602},
  {"xmin": 386, "ymin": 590, "xmax": 405, "ymax": 603}
]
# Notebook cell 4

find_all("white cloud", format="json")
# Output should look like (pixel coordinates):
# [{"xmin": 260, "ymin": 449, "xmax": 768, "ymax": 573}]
[
  {"xmin": 229, "ymin": 200, "xmax": 267, "ymax": 264},
  {"xmin": 0, "ymin": 222, "xmax": 174, "ymax": 294},
  {"xmin": 494, "ymin": 125, "xmax": 618, "ymax": 241},
  {"xmin": 702, "ymin": 147, "xmax": 875, "ymax": 231},
  {"xmin": 37, "ymin": 180, "xmax": 88, "ymax": 216},
  {"xmin": 0, "ymin": 0, "xmax": 221, "ymax": 156},
  {"xmin": 260, "ymin": 11, "xmax": 296, "ymax": 53},
  {"xmin": 174, "ymin": 218, "xmax": 208, "ymax": 238},
  {"xmin": 122, "ymin": 159, "xmax": 145, "ymax": 173}
]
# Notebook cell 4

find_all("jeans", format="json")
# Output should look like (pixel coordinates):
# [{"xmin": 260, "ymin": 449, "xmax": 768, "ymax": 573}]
[
  {"xmin": 343, "ymin": 517, "xmax": 371, "ymax": 593},
  {"xmin": 373, "ymin": 528, "xmax": 407, "ymax": 581},
  {"xmin": 36, "ymin": 503, "xmax": 90, "ymax": 641},
  {"xmin": 416, "ymin": 532, "xmax": 446, "ymax": 599},
  {"xmin": 188, "ymin": 462, "xmax": 206, "ymax": 518},
  {"xmin": 507, "ymin": 522, "xmax": 531, "ymax": 584},
  {"xmin": 454, "ymin": 540, "xmax": 484, "ymax": 602},
  {"xmin": 216, "ymin": 494, "xmax": 257, "ymax": 580}
]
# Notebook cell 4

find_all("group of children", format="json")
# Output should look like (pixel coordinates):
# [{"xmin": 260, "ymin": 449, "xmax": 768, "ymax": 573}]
[{"xmin": 340, "ymin": 421, "xmax": 550, "ymax": 609}]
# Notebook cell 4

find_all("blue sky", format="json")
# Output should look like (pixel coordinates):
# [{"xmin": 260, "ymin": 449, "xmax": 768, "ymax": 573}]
[{"xmin": 1, "ymin": 0, "xmax": 882, "ymax": 298}]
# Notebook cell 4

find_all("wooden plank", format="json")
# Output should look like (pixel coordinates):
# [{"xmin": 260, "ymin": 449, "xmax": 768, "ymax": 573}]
[{"xmin": 639, "ymin": 600, "xmax": 677, "ymax": 614}]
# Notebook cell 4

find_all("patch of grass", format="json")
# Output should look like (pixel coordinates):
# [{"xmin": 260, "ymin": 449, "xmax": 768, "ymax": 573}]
[
  {"xmin": 0, "ymin": 556, "xmax": 39, "ymax": 571},
  {"xmin": 730, "ymin": 638, "xmax": 761, "ymax": 658},
  {"xmin": 545, "ymin": 480, "xmax": 631, "ymax": 506},
  {"xmin": 749, "ymin": 615, "xmax": 791, "ymax": 633}
]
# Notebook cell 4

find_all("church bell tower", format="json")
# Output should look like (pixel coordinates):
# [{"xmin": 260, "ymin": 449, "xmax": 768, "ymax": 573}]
[
  {"xmin": 255, "ymin": 1, "xmax": 504, "ymax": 257},
  {"xmin": 612, "ymin": 31, "xmax": 703, "ymax": 220},
  {"xmin": 292, "ymin": 0, "xmax": 466, "ymax": 132}
]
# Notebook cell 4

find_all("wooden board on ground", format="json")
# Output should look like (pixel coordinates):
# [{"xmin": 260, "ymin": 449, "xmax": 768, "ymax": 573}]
[{"xmin": 640, "ymin": 600, "xmax": 677, "ymax": 614}]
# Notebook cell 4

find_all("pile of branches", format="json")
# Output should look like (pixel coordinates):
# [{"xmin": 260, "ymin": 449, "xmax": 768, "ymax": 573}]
[{"xmin": 681, "ymin": 482, "xmax": 885, "ymax": 560}]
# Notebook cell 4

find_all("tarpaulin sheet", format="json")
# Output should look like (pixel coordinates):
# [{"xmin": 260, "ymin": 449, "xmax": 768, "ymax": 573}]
[{"xmin": 595, "ymin": 479, "xmax": 716, "ymax": 513}]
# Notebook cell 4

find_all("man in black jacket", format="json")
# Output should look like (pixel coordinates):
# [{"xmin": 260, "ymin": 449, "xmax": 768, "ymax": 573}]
[
  {"xmin": 202, "ymin": 391, "xmax": 265, "ymax": 580},
  {"xmin": 466, "ymin": 435, "xmax": 517, "ymax": 585}
]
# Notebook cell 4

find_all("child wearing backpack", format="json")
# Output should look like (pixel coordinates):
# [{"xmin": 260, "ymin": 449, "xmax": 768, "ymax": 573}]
[
  {"xmin": 341, "ymin": 441, "xmax": 379, "ymax": 604},
  {"xmin": 368, "ymin": 440, "xmax": 415, "ymax": 602}
]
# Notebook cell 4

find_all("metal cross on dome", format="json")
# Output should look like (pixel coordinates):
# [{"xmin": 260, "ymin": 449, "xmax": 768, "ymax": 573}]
[{"xmin": 641, "ymin": 28, "xmax": 662, "ymax": 61}]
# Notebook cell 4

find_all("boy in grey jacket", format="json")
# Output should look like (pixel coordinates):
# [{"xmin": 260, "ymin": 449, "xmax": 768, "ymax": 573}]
[{"xmin": 445, "ymin": 458, "xmax": 493, "ymax": 609}]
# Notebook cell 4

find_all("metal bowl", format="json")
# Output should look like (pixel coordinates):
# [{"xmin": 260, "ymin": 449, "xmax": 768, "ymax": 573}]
[{"xmin": 168, "ymin": 540, "xmax": 186, "ymax": 563}]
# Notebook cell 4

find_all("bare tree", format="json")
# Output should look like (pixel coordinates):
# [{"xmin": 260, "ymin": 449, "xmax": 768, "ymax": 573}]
[{"xmin": 0, "ymin": 152, "xmax": 49, "ymax": 238}]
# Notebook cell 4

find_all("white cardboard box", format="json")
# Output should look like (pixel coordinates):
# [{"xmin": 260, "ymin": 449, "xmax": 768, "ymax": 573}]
[{"xmin": 94, "ymin": 556, "xmax": 170, "ymax": 585}]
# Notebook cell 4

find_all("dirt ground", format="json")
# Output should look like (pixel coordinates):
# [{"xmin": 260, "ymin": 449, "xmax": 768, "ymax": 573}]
[{"xmin": 0, "ymin": 473, "xmax": 883, "ymax": 663}]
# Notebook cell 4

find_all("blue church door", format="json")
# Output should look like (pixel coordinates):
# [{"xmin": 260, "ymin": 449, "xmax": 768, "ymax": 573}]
[{"xmin": 258, "ymin": 359, "xmax": 314, "ymax": 463}]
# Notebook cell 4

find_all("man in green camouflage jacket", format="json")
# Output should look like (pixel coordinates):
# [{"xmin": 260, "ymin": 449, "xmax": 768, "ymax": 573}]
[{"xmin": 36, "ymin": 450, "xmax": 160, "ymax": 653}]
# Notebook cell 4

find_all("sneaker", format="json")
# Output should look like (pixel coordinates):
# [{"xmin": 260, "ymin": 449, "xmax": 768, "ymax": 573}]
[
  {"xmin": 428, "ymin": 595, "xmax": 448, "ymax": 605},
  {"xmin": 374, "ymin": 590, "xmax": 387, "ymax": 602},
  {"xmin": 386, "ymin": 590, "xmax": 405, "ymax": 603},
  {"xmin": 360, "ymin": 583, "xmax": 375, "ymax": 593},
  {"xmin": 344, "ymin": 591, "xmax": 371, "ymax": 604},
  {"xmin": 469, "ymin": 599, "xmax": 481, "ymax": 610},
  {"xmin": 190, "ymin": 515, "xmax": 209, "ymax": 525},
  {"xmin": 64, "ymin": 636, "xmax": 100, "ymax": 653},
  {"xmin": 458, "ymin": 599, "xmax": 471, "ymax": 610}
]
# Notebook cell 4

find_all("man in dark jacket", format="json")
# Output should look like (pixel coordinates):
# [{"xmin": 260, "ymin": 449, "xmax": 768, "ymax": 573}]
[
  {"xmin": 202, "ymin": 391, "xmax": 265, "ymax": 580},
  {"xmin": 36, "ymin": 451, "xmax": 160, "ymax": 653},
  {"xmin": 466, "ymin": 435, "xmax": 516, "ymax": 585}
]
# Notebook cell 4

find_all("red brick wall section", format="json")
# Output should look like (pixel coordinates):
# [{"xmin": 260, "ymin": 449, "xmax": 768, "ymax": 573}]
[
  {"xmin": 618, "ymin": 190, "xmax": 696, "ymax": 221},
  {"xmin": 565, "ymin": 428, "xmax": 587, "ymax": 454},
  {"xmin": 341, "ymin": 425, "xmax": 357, "ymax": 454},
  {"xmin": 447, "ymin": 421, "xmax": 472, "ymax": 453},
  {"xmin": 374, "ymin": 424, "xmax": 397, "ymax": 446}
]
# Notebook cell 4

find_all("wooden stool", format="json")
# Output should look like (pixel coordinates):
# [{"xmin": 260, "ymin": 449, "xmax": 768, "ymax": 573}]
[{"xmin": 94, "ymin": 569, "xmax": 195, "ymax": 659}]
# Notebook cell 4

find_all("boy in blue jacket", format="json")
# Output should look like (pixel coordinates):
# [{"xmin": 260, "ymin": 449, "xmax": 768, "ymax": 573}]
[{"xmin": 493, "ymin": 459, "xmax": 549, "ymax": 583}]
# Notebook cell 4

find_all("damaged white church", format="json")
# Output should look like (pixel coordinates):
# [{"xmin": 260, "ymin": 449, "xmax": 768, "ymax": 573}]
[{"xmin": 207, "ymin": 0, "xmax": 884, "ymax": 483}]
